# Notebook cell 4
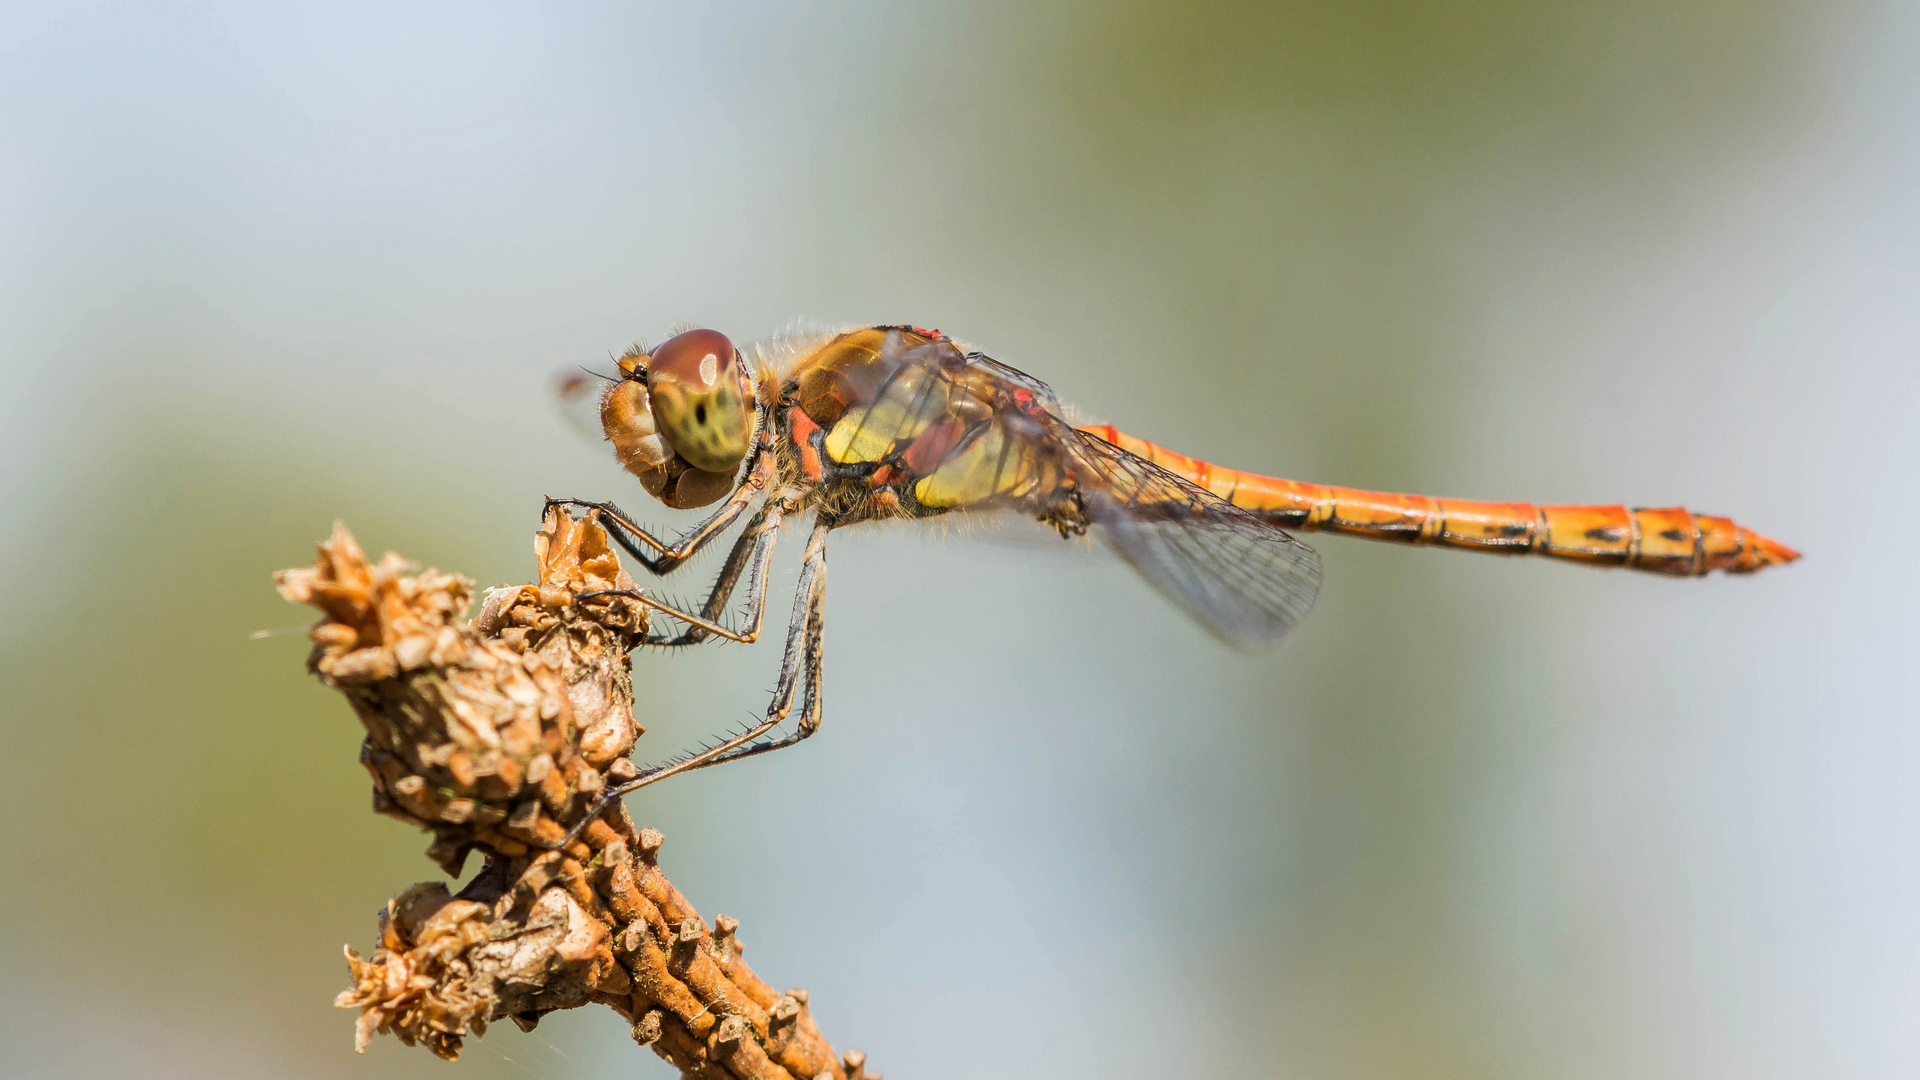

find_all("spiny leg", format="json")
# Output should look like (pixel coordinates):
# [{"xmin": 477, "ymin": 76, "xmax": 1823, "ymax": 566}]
[
  {"xmin": 625, "ymin": 517, "xmax": 830, "ymax": 777},
  {"xmin": 548, "ymin": 487, "xmax": 745, "ymax": 575},
  {"xmin": 681, "ymin": 517, "xmax": 830, "ymax": 770},
  {"xmin": 548, "ymin": 451, "xmax": 775, "ymax": 575},
  {"xmin": 639, "ymin": 501, "xmax": 777, "ymax": 646},
  {"xmin": 552, "ymin": 518, "xmax": 833, "ymax": 850},
  {"xmin": 596, "ymin": 497, "xmax": 788, "ymax": 647}
]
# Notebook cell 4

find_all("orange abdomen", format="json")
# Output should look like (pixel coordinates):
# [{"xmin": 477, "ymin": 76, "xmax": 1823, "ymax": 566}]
[{"xmin": 1079, "ymin": 424, "xmax": 1799, "ymax": 576}]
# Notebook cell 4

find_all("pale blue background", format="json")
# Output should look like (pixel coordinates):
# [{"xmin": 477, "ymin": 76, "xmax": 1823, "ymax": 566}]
[{"xmin": 2, "ymin": 2, "xmax": 1915, "ymax": 1078}]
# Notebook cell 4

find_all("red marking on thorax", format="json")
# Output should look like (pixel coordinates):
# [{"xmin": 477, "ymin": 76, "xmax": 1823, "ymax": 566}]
[
  {"xmin": 899, "ymin": 417, "xmax": 965, "ymax": 475},
  {"xmin": 789, "ymin": 410, "xmax": 824, "ymax": 480}
]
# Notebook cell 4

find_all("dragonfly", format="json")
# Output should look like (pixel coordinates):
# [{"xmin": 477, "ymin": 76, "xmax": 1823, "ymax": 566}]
[{"xmin": 549, "ymin": 324, "xmax": 1797, "ymax": 832}]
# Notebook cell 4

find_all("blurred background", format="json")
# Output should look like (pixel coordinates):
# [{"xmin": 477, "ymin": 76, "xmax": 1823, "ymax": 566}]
[{"xmin": 2, "ymin": 1, "xmax": 1914, "ymax": 1077}]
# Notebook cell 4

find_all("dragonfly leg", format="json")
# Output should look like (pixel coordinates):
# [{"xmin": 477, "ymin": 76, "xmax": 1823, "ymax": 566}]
[
  {"xmin": 550, "ymin": 518, "xmax": 833, "ymax": 850},
  {"xmin": 583, "ymin": 497, "xmax": 787, "ymax": 647},
  {"xmin": 547, "ymin": 451, "xmax": 775, "ymax": 575},
  {"xmin": 674, "ymin": 516, "xmax": 831, "ymax": 769}
]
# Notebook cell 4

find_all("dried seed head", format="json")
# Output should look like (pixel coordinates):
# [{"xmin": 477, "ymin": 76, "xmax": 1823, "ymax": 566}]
[{"xmin": 292, "ymin": 516, "xmax": 862, "ymax": 1074}]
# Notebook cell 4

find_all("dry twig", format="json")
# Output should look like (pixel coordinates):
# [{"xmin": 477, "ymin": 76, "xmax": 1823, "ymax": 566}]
[{"xmin": 276, "ymin": 509, "xmax": 877, "ymax": 1079}]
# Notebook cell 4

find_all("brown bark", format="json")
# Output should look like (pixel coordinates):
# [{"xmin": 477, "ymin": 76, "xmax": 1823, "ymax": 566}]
[{"xmin": 276, "ymin": 509, "xmax": 879, "ymax": 1079}]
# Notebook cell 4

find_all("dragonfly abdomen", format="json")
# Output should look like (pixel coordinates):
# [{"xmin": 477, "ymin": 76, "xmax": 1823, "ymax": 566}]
[{"xmin": 1077, "ymin": 424, "xmax": 1798, "ymax": 576}]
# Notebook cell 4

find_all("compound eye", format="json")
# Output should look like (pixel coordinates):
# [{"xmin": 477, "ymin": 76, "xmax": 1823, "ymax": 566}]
[
  {"xmin": 646, "ymin": 328, "xmax": 754, "ymax": 474},
  {"xmin": 648, "ymin": 328, "xmax": 735, "ymax": 389}
]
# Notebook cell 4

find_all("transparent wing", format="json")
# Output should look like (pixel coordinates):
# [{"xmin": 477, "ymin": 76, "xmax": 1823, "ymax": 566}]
[
  {"xmin": 556, "ymin": 367, "xmax": 618, "ymax": 447},
  {"xmin": 1061, "ymin": 421, "xmax": 1322, "ymax": 649},
  {"xmin": 884, "ymin": 337, "xmax": 1324, "ymax": 648}
]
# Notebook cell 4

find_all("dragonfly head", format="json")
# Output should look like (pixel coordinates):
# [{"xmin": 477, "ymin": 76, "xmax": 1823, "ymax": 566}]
[
  {"xmin": 646, "ymin": 328, "xmax": 756, "ymax": 472},
  {"xmin": 598, "ymin": 327, "xmax": 754, "ymax": 509}
]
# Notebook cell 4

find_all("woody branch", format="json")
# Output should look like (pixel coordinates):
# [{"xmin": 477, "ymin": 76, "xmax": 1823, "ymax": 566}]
[{"xmin": 275, "ymin": 508, "xmax": 877, "ymax": 1080}]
